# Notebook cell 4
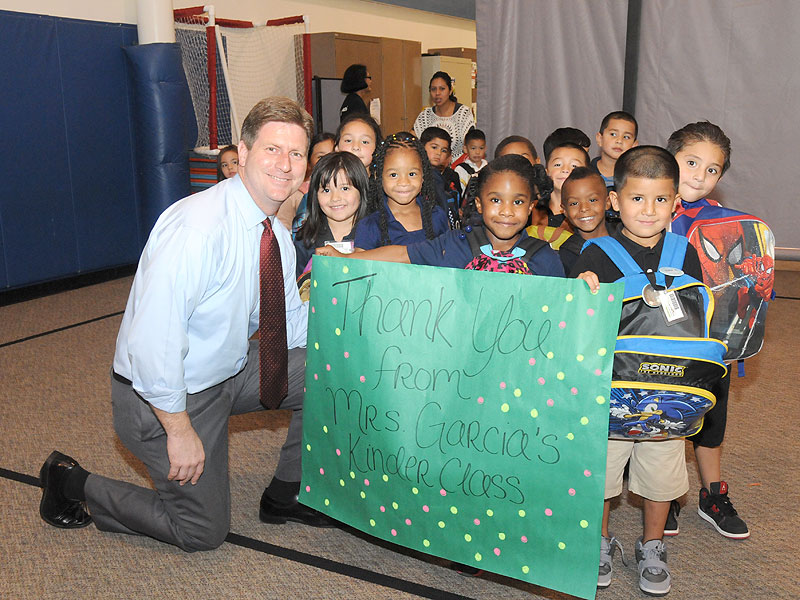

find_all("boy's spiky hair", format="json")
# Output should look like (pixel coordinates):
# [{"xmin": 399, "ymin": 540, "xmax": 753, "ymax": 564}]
[{"xmin": 614, "ymin": 145, "xmax": 679, "ymax": 193}]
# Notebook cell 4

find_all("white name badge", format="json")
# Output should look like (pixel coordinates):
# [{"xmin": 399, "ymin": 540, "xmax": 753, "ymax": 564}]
[{"xmin": 325, "ymin": 240, "xmax": 355, "ymax": 254}]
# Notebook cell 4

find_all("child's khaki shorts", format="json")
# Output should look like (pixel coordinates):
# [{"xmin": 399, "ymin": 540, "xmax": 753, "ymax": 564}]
[{"xmin": 604, "ymin": 438, "xmax": 689, "ymax": 501}]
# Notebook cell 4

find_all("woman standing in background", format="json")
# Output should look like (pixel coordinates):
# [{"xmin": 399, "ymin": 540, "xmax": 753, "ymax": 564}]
[
  {"xmin": 413, "ymin": 71, "xmax": 475, "ymax": 162},
  {"xmin": 339, "ymin": 64, "xmax": 372, "ymax": 122}
]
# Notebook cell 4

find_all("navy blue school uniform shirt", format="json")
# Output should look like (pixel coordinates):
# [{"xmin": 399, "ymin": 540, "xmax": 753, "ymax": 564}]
[
  {"xmin": 354, "ymin": 196, "xmax": 449, "ymax": 250},
  {"xmin": 294, "ymin": 220, "xmax": 356, "ymax": 277},
  {"xmin": 568, "ymin": 228, "xmax": 702, "ymax": 282},
  {"xmin": 589, "ymin": 156, "xmax": 615, "ymax": 191},
  {"xmin": 407, "ymin": 228, "xmax": 565, "ymax": 276}
]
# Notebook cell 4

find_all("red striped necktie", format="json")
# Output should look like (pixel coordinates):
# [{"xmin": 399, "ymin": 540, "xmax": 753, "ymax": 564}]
[{"xmin": 259, "ymin": 218, "xmax": 288, "ymax": 409}]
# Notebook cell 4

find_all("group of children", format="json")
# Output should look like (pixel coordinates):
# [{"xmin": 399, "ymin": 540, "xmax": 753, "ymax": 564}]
[{"xmin": 216, "ymin": 108, "xmax": 749, "ymax": 596}]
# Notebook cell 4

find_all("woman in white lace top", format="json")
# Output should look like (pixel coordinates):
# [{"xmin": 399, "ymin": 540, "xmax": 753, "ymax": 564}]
[{"xmin": 413, "ymin": 71, "xmax": 475, "ymax": 163}]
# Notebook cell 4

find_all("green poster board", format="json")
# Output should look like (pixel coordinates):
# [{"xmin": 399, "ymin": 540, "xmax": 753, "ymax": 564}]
[{"xmin": 300, "ymin": 256, "xmax": 623, "ymax": 599}]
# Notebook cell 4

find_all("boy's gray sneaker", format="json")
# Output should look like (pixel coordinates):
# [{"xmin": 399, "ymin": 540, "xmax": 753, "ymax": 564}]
[
  {"xmin": 635, "ymin": 537, "xmax": 671, "ymax": 596},
  {"xmin": 598, "ymin": 535, "xmax": 626, "ymax": 588}
]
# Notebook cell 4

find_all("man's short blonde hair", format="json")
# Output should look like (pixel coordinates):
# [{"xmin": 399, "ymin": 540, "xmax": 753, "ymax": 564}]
[{"xmin": 240, "ymin": 97, "xmax": 313, "ymax": 150}]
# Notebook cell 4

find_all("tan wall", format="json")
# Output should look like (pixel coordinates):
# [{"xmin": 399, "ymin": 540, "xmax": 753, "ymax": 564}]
[{"xmin": 1, "ymin": 0, "xmax": 476, "ymax": 52}]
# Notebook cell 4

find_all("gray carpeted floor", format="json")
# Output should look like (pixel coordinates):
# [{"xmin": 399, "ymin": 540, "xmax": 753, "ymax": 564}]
[{"xmin": 1, "ymin": 270, "xmax": 799, "ymax": 599}]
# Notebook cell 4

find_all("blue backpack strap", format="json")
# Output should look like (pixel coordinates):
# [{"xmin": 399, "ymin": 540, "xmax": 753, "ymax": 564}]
[
  {"xmin": 583, "ymin": 237, "xmax": 642, "ymax": 277},
  {"xmin": 658, "ymin": 232, "xmax": 689, "ymax": 272}
]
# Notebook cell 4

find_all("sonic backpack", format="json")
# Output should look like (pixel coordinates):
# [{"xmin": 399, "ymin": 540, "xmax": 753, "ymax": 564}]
[
  {"xmin": 586, "ymin": 233, "xmax": 728, "ymax": 440},
  {"xmin": 463, "ymin": 225, "xmax": 547, "ymax": 274},
  {"xmin": 672, "ymin": 201, "xmax": 774, "ymax": 361}
]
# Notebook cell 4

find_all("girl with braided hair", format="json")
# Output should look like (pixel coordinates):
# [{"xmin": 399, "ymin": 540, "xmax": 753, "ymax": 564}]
[{"xmin": 353, "ymin": 132, "xmax": 449, "ymax": 250}]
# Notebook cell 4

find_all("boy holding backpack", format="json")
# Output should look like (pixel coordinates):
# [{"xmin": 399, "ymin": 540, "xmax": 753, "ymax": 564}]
[{"xmin": 573, "ymin": 146, "xmax": 727, "ymax": 596}]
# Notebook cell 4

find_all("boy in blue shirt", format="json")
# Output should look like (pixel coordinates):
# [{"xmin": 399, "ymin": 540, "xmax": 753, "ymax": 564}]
[
  {"xmin": 591, "ymin": 111, "xmax": 639, "ymax": 191},
  {"xmin": 573, "ymin": 146, "xmax": 704, "ymax": 596}
]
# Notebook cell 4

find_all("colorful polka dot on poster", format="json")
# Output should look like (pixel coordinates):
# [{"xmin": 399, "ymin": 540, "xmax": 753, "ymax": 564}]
[{"xmin": 300, "ymin": 257, "xmax": 622, "ymax": 598}]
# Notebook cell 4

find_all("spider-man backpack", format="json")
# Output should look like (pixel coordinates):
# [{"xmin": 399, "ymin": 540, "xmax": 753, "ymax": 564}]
[
  {"xmin": 672, "ymin": 201, "xmax": 774, "ymax": 361},
  {"xmin": 463, "ymin": 225, "xmax": 547, "ymax": 274},
  {"xmin": 585, "ymin": 233, "xmax": 728, "ymax": 439}
]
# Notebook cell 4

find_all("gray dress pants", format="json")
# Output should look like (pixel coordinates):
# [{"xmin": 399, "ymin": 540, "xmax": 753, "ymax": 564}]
[{"xmin": 85, "ymin": 341, "xmax": 305, "ymax": 551}]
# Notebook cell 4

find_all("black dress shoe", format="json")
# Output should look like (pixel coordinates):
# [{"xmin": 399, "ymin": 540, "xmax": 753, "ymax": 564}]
[
  {"xmin": 259, "ymin": 489, "xmax": 336, "ymax": 528},
  {"xmin": 39, "ymin": 451, "xmax": 92, "ymax": 529}
]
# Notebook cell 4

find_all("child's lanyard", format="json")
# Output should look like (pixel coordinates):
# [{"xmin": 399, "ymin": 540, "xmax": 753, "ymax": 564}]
[{"xmin": 641, "ymin": 268, "xmax": 687, "ymax": 324}]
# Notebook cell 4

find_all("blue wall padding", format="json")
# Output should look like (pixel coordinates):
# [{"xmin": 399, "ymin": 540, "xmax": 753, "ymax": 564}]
[
  {"xmin": 123, "ymin": 43, "xmax": 194, "ymax": 237},
  {"xmin": 0, "ymin": 11, "xmax": 143, "ymax": 289},
  {"xmin": 59, "ymin": 19, "xmax": 142, "ymax": 272},
  {"xmin": 0, "ymin": 14, "xmax": 79, "ymax": 287}
]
